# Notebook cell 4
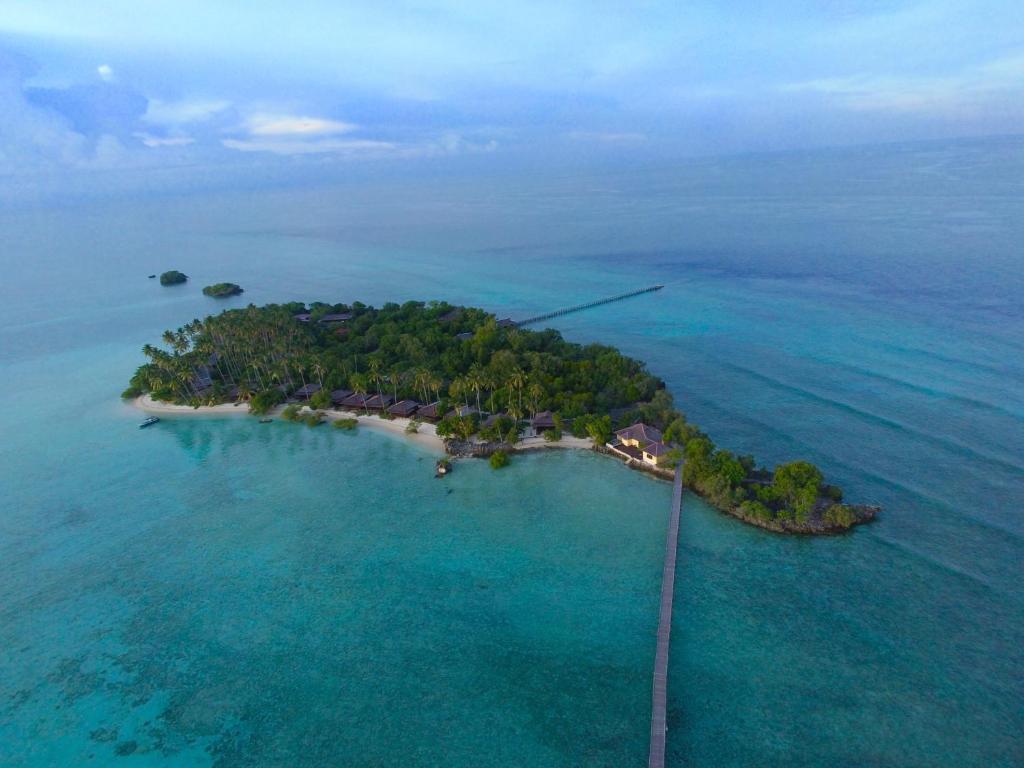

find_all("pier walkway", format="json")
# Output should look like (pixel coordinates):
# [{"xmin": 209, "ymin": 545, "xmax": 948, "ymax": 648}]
[
  {"xmin": 514, "ymin": 285, "xmax": 663, "ymax": 327},
  {"xmin": 649, "ymin": 464, "xmax": 683, "ymax": 768}
]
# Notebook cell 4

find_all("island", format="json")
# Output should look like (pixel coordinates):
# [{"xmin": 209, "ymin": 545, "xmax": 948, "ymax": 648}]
[
  {"xmin": 159, "ymin": 270, "xmax": 188, "ymax": 286},
  {"xmin": 124, "ymin": 300, "xmax": 878, "ymax": 534},
  {"xmin": 202, "ymin": 282, "xmax": 244, "ymax": 298}
]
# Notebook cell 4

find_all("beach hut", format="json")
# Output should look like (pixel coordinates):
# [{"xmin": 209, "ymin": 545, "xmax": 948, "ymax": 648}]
[
  {"xmin": 416, "ymin": 402, "xmax": 443, "ymax": 422},
  {"xmin": 341, "ymin": 392, "xmax": 370, "ymax": 410},
  {"xmin": 366, "ymin": 394, "xmax": 395, "ymax": 411},
  {"xmin": 531, "ymin": 411, "xmax": 557, "ymax": 433},
  {"xmin": 445, "ymin": 405, "xmax": 479, "ymax": 419},
  {"xmin": 293, "ymin": 312, "xmax": 312, "ymax": 322},
  {"xmin": 330, "ymin": 389, "xmax": 353, "ymax": 406},
  {"xmin": 293, "ymin": 383, "xmax": 322, "ymax": 400},
  {"xmin": 388, "ymin": 399, "xmax": 420, "ymax": 418},
  {"xmin": 318, "ymin": 312, "xmax": 353, "ymax": 324}
]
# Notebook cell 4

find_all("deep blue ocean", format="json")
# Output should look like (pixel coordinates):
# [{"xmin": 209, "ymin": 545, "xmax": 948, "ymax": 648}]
[{"xmin": 1, "ymin": 137, "xmax": 1022, "ymax": 766}]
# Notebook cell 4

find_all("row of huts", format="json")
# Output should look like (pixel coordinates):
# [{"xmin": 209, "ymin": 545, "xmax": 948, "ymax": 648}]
[{"xmin": 287, "ymin": 382, "xmax": 563, "ymax": 433}]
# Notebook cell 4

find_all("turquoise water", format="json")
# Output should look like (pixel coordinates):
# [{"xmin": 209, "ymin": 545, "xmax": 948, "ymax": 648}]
[{"xmin": 2, "ymin": 137, "xmax": 1023, "ymax": 765}]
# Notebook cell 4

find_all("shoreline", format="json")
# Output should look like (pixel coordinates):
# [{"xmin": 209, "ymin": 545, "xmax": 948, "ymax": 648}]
[
  {"xmin": 131, "ymin": 396, "xmax": 874, "ymax": 534},
  {"xmin": 134, "ymin": 395, "xmax": 448, "ymax": 454}
]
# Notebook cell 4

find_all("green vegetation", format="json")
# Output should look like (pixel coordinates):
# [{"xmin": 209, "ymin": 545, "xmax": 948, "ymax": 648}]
[
  {"xmin": 309, "ymin": 389, "xmax": 331, "ymax": 410},
  {"xmin": 159, "ymin": 270, "xmax": 188, "ymax": 286},
  {"xmin": 127, "ymin": 298, "xmax": 867, "ymax": 532},
  {"xmin": 405, "ymin": 420, "xmax": 420, "ymax": 434},
  {"xmin": 489, "ymin": 450, "xmax": 510, "ymax": 469},
  {"xmin": 333, "ymin": 418, "xmax": 358, "ymax": 430},
  {"xmin": 202, "ymin": 282, "xmax": 244, "ymax": 298}
]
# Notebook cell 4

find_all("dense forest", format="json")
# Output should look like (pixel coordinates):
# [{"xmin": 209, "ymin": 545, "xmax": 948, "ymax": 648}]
[{"xmin": 124, "ymin": 300, "xmax": 875, "ymax": 532}]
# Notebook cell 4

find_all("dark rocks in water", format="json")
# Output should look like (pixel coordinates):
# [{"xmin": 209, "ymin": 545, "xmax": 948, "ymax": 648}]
[
  {"xmin": 159, "ymin": 270, "xmax": 188, "ymax": 286},
  {"xmin": 147, "ymin": 274, "xmax": 156, "ymax": 278},
  {"xmin": 115, "ymin": 741, "xmax": 137, "ymax": 756},
  {"xmin": 202, "ymin": 282, "xmax": 244, "ymax": 298}
]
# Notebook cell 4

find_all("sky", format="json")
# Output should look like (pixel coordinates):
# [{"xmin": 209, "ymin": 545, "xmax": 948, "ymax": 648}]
[{"xmin": 1, "ymin": 0, "xmax": 1022, "ymax": 190}]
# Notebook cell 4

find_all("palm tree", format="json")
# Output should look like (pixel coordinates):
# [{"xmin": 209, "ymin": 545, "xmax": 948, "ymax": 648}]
[
  {"xmin": 388, "ymin": 366, "xmax": 403, "ymax": 403},
  {"xmin": 467, "ymin": 365, "xmax": 484, "ymax": 414},
  {"xmin": 351, "ymin": 373, "xmax": 370, "ymax": 415},
  {"xmin": 312, "ymin": 361, "xmax": 325, "ymax": 388}
]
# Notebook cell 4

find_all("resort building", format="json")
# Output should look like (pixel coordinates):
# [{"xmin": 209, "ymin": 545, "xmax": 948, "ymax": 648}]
[
  {"xmin": 388, "ymin": 399, "xmax": 420, "ymax": 418},
  {"xmin": 330, "ymin": 389, "xmax": 353, "ymax": 406},
  {"xmin": 341, "ymin": 392, "xmax": 371, "ymax": 410},
  {"xmin": 416, "ymin": 402, "xmax": 443, "ymax": 422},
  {"xmin": 608, "ymin": 422, "xmax": 674, "ymax": 467},
  {"xmin": 446, "ymin": 405, "xmax": 480, "ymax": 419},
  {"xmin": 531, "ymin": 411, "xmax": 556, "ymax": 434},
  {"xmin": 292, "ymin": 383, "xmax": 322, "ymax": 400},
  {"xmin": 318, "ymin": 313, "xmax": 353, "ymax": 324},
  {"xmin": 364, "ymin": 394, "xmax": 393, "ymax": 411}
]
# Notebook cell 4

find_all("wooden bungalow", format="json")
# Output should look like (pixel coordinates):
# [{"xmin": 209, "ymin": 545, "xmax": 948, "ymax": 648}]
[
  {"xmin": 341, "ymin": 392, "xmax": 370, "ymax": 410},
  {"xmin": 446, "ymin": 405, "xmax": 480, "ymax": 419},
  {"xmin": 364, "ymin": 393, "xmax": 392, "ymax": 411},
  {"xmin": 293, "ymin": 312, "xmax": 312, "ymax": 322},
  {"xmin": 318, "ymin": 312, "xmax": 353, "ymax": 324},
  {"xmin": 416, "ymin": 401, "xmax": 443, "ymax": 422},
  {"xmin": 292, "ymin": 383, "xmax": 322, "ymax": 400},
  {"xmin": 388, "ymin": 399, "xmax": 420, "ymax": 418},
  {"xmin": 480, "ymin": 412, "xmax": 506, "ymax": 430},
  {"xmin": 496, "ymin": 318, "xmax": 516, "ymax": 328},
  {"xmin": 531, "ymin": 410, "xmax": 557, "ymax": 433},
  {"xmin": 330, "ymin": 389, "xmax": 353, "ymax": 406},
  {"xmin": 438, "ymin": 308, "xmax": 462, "ymax": 323}
]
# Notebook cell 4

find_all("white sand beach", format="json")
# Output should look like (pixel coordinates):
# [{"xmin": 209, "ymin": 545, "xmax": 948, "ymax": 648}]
[{"xmin": 133, "ymin": 395, "xmax": 601, "ymax": 457}]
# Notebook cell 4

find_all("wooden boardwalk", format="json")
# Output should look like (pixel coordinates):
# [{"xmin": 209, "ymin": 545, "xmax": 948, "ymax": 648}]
[
  {"xmin": 514, "ymin": 285, "xmax": 663, "ymax": 327},
  {"xmin": 649, "ymin": 465, "xmax": 683, "ymax": 768}
]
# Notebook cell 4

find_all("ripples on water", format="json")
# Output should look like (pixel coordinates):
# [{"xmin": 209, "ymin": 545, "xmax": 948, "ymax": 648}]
[{"xmin": 1, "ymin": 137, "xmax": 1022, "ymax": 766}]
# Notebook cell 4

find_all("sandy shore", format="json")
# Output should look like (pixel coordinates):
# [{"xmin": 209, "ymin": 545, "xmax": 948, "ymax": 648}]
[
  {"xmin": 135, "ymin": 395, "xmax": 447, "ymax": 454},
  {"xmin": 133, "ymin": 395, "xmax": 602, "ymax": 457}
]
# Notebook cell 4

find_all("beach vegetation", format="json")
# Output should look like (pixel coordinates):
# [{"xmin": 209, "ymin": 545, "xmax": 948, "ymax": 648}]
[
  {"xmin": 489, "ymin": 450, "xmax": 510, "ymax": 469},
  {"xmin": 333, "ymin": 418, "xmax": 358, "ymax": 430},
  {"xmin": 309, "ymin": 389, "xmax": 331, "ymax": 410},
  {"xmin": 249, "ymin": 388, "xmax": 284, "ymax": 415},
  {"xmin": 282, "ymin": 404, "xmax": 302, "ymax": 421}
]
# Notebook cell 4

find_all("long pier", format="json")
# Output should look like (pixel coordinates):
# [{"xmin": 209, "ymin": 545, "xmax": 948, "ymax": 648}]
[
  {"xmin": 514, "ymin": 285, "xmax": 663, "ymax": 327},
  {"xmin": 649, "ymin": 465, "xmax": 683, "ymax": 768}
]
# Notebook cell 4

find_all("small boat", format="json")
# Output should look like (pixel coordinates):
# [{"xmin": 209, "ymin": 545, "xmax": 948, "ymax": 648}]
[
  {"xmin": 259, "ymin": 417, "xmax": 273, "ymax": 423},
  {"xmin": 147, "ymin": 274, "xmax": 156, "ymax": 279},
  {"xmin": 139, "ymin": 416, "xmax": 160, "ymax": 428}
]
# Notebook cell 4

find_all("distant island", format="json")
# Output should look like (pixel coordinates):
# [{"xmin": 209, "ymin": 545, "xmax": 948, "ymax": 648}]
[
  {"xmin": 159, "ymin": 270, "xmax": 188, "ymax": 286},
  {"xmin": 202, "ymin": 282, "xmax": 244, "ymax": 298},
  {"xmin": 124, "ymin": 300, "xmax": 878, "ymax": 534}
]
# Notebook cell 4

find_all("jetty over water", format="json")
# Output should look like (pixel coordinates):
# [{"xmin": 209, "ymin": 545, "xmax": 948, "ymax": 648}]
[
  {"xmin": 514, "ymin": 285, "xmax": 663, "ymax": 327},
  {"xmin": 649, "ymin": 465, "xmax": 683, "ymax": 768}
]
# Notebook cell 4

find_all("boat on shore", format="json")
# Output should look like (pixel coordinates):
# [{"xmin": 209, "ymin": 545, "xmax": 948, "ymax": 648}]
[{"xmin": 139, "ymin": 416, "xmax": 160, "ymax": 428}]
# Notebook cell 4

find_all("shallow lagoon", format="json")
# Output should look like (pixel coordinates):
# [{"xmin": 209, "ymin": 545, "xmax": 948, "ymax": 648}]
[{"xmin": 2, "ymin": 138, "xmax": 1022, "ymax": 766}]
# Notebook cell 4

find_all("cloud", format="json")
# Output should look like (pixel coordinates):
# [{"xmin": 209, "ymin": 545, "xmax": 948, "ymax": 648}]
[
  {"xmin": 567, "ymin": 130, "xmax": 646, "ymax": 143},
  {"xmin": 143, "ymin": 98, "xmax": 230, "ymax": 125},
  {"xmin": 780, "ymin": 52, "xmax": 1024, "ymax": 116},
  {"xmin": 221, "ymin": 136, "xmax": 393, "ymax": 155},
  {"xmin": 133, "ymin": 132, "xmax": 196, "ymax": 147},
  {"xmin": 243, "ymin": 113, "xmax": 356, "ymax": 137},
  {"xmin": 96, "ymin": 63, "xmax": 113, "ymax": 81}
]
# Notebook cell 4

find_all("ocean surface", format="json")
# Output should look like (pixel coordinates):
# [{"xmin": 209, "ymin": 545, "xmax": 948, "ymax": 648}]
[{"xmin": 1, "ymin": 137, "xmax": 1022, "ymax": 766}]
